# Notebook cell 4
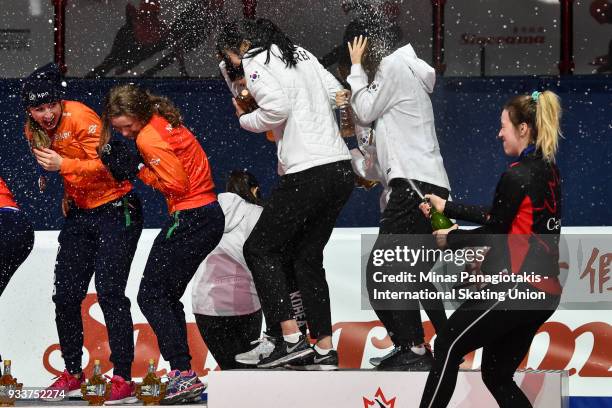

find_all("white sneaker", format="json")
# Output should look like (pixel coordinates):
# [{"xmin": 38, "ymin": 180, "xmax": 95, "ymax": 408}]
[{"xmin": 235, "ymin": 335, "xmax": 278, "ymax": 365}]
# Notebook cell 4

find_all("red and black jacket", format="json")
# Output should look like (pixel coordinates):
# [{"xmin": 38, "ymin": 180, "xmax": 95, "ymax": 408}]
[{"xmin": 446, "ymin": 146, "xmax": 562, "ymax": 295}]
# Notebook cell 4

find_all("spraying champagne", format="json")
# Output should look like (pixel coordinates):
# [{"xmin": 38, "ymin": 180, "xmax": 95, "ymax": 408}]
[{"xmin": 407, "ymin": 179, "xmax": 454, "ymax": 231}]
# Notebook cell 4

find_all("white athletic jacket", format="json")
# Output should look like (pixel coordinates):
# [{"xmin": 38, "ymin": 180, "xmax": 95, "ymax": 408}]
[
  {"xmin": 191, "ymin": 192, "xmax": 261, "ymax": 317},
  {"xmin": 347, "ymin": 44, "xmax": 450, "ymax": 190},
  {"xmin": 239, "ymin": 44, "xmax": 351, "ymax": 175}
]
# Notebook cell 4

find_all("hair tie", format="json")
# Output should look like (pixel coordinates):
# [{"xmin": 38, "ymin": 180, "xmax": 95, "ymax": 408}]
[{"xmin": 531, "ymin": 91, "xmax": 541, "ymax": 102}]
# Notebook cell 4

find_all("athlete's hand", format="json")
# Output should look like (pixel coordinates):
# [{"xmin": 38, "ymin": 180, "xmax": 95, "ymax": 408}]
[
  {"xmin": 232, "ymin": 97, "xmax": 246, "ymax": 119},
  {"xmin": 348, "ymin": 35, "xmax": 368, "ymax": 65},
  {"xmin": 33, "ymin": 148, "xmax": 63, "ymax": 171},
  {"xmin": 432, "ymin": 224, "xmax": 458, "ymax": 249},
  {"xmin": 419, "ymin": 201, "xmax": 431, "ymax": 218},
  {"xmin": 423, "ymin": 194, "xmax": 446, "ymax": 213},
  {"xmin": 335, "ymin": 90, "xmax": 351, "ymax": 107}
]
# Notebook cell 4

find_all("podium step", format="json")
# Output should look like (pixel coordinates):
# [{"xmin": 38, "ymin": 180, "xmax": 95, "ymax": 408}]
[{"xmin": 208, "ymin": 369, "xmax": 568, "ymax": 408}]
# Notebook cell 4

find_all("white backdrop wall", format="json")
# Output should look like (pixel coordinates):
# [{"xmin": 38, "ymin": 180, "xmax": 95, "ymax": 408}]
[{"xmin": 0, "ymin": 227, "xmax": 610, "ymax": 397}]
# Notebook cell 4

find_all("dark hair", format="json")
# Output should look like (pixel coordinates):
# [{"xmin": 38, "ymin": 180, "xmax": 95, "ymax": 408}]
[
  {"xmin": 336, "ymin": 19, "xmax": 387, "ymax": 83},
  {"xmin": 100, "ymin": 84, "xmax": 182, "ymax": 149},
  {"xmin": 216, "ymin": 18, "xmax": 298, "ymax": 68},
  {"xmin": 504, "ymin": 90, "xmax": 562, "ymax": 162},
  {"xmin": 226, "ymin": 170, "xmax": 262, "ymax": 205}
]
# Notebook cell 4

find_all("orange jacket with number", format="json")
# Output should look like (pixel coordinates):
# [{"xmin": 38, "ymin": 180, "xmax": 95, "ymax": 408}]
[
  {"xmin": 25, "ymin": 100, "xmax": 132, "ymax": 209},
  {"xmin": 0, "ymin": 176, "xmax": 18, "ymax": 208},
  {"xmin": 136, "ymin": 114, "xmax": 216, "ymax": 214}
]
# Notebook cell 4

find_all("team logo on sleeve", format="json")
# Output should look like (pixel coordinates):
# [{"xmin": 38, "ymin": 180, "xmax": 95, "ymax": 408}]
[
  {"xmin": 87, "ymin": 124, "xmax": 97, "ymax": 134},
  {"xmin": 149, "ymin": 157, "xmax": 161, "ymax": 166},
  {"xmin": 368, "ymin": 82, "xmax": 379, "ymax": 92},
  {"xmin": 166, "ymin": 124, "xmax": 173, "ymax": 132},
  {"xmin": 249, "ymin": 71, "xmax": 261, "ymax": 83}
]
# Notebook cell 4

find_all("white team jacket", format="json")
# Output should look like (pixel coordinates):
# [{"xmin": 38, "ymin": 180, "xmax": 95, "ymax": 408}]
[
  {"xmin": 191, "ymin": 192, "xmax": 261, "ymax": 317},
  {"xmin": 239, "ymin": 44, "xmax": 351, "ymax": 175},
  {"xmin": 347, "ymin": 44, "xmax": 451, "ymax": 190}
]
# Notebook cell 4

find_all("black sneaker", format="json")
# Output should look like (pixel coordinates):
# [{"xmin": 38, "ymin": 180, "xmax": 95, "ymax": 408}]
[
  {"xmin": 257, "ymin": 335, "xmax": 314, "ymax": 369},
  {"xmin": 369, "ymin": 346, "xmax": 401, "ymax": 367},
  {"xmin": 286, "ymin": 349, "xmax": 338, "ymax": 371},
  {"xmin": 375, "ymin": 345, "xmax": 434, "ymax": 371}
]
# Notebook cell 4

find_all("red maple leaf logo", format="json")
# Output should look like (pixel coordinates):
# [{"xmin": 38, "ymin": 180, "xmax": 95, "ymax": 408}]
[{"xmin": 363, "ymin": 387, "xmax": 396, "ymax": 408}]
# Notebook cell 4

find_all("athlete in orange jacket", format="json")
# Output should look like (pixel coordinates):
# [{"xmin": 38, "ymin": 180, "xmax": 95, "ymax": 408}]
[
  {"xmin": 21, "ymin": 63, "xmax": 143, "ymax": 403},
  {"xmin": 0, "ymin": 176, "xmax": 34, "ymax": 298},
  {"xmin": 101, "ymin": 84, "xmax": 224, "ymax": 404}
]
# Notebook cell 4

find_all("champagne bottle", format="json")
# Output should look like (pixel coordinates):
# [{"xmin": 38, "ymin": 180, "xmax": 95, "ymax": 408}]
[
  {"xmin": 235, "ymin": 89, "xmax": 274, "ymax": 142},
  {"xmin": 81, "ymin": 360, "xmax": 109, "ymax": 406},
  {"xmin": 338, "ymin": 103, "xmax": 356, "ymax": 137},
  {"xmin": 136, "ymin": 359, "xmax": 166, "ymax": 406},
  {"xmin": 0, "ymin": 360, "xmax": 23, "ymax": 407},
  {"xmin": 235, "ymin": 89, "xmax": 259, "ymax": 113},
  {"xmin": 354, "ymin": 175, "xmax": 379, "ymax": 190},
  {"xmin": 334, "ymin": 90, "xmax": 356, "ymax": 137},
  {"xmin": 406, "ymin": 179, "xmax": 454, "ymax": 230},
  {"xmin": 429, "ymin": 204, "xmax": 454, "ymax": 231}
]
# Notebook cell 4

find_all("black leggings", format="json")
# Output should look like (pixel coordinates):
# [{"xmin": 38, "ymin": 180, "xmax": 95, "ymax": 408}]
[
  {"xmin": 244, "ymin": 160, "xmax": 354, "ymax": 339},
  {"xmin": 367, "ymin": 178, "xmax": 449, "ymax": 346},
  {"xmin": 0, "ymin": 210, "xmax": 34, "ymax": 297},
  {"xmin": 194, "ymin": 311, "xmax": 262, "ymax": 370},
  {"xmin": 419, "ymin": 282, "xmax": 559, "ymax": 408}
]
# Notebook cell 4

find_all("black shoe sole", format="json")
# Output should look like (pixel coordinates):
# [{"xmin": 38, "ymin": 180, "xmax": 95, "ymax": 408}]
[
  {"xmin": 257, "ymin": 348, "xmax": 314, "ymax": 369},
  {"xmin": 375, "ymin": 359, "xmax": 433, "ymax": 371}
]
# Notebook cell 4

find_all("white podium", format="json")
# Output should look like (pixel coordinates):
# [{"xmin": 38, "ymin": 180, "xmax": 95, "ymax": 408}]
[{"xmin": 208, "ymin": 369, "xmax": 568, "ymax": 408}]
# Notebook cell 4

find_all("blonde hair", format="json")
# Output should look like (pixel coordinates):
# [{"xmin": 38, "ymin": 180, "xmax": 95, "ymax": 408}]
[
  {"xmin": 504, "ymin": 90, "xmax": 562, "ymax": 162},
  {"xmin": 25, "ymin": 116, "xmax": 52, "ymax": 149},
  {"xmin": 100, "ymin": 84, "xmax": 182, "ymax": 150}
]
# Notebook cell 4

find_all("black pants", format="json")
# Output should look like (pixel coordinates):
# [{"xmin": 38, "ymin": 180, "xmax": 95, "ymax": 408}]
[
  {"xmin": 367, "ymin": 178, "xmax": 449, "ymax": 346},
  {"xmin": 53, "ymin": 193, "xmax": 142, "ymax": 379},
  {"xmin": 419, "ymin": 283, "xmax": 560, "ymax": 408},
  {"xmin": 0, "ymin": 210, "xmax": 34, "ymax": 297},
  {"xmin": 266, "ymin": 251, "xmax": 308, "ymax": 338},
  {"xmin": 138, "ymin": 201, "xmax": 224, "ymax": 372},
  {"xmin": 244, "ymin": 160, "xmax": 354, "ymax": 339},
  {"xmin": 194, "ymin": 310, "xmax": 263, "ymax": 370}
]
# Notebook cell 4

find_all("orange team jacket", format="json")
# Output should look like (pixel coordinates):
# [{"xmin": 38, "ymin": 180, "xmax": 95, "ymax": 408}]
[
  {"xmin": 136, "ymin": 114, "xmax": 216, "ymax": 214},
  {"xmin": 25, "ymin": 100, "xmax": 132, "ymax": 209},
  {"xmin": 0, "ymin": 176, "xmax": 18, "ymax": 208}
]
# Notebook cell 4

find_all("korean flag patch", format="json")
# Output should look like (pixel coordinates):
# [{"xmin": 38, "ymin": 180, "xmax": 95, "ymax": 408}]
[{"xmin": 249, "ymin": 70, "xmax": 261, "ymax": 83}]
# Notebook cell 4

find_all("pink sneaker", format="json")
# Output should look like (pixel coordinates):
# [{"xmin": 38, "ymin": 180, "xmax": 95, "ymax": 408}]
[
  {"xmin": 104, "ymin": 375, "xmax": 138, "ymax": 405},
  {"xmin": 42, "ymin": 370, "xmax": 84, "ymax": 402}
]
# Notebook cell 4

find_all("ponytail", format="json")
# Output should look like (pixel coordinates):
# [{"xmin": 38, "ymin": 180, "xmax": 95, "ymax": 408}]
[
  {"xmin": 504, "ymin": 90, "xmax": 562, "ymax": 163},
  {"xmin": 534, "ymin": 90, "xmax": 562, "ymax": 163}
]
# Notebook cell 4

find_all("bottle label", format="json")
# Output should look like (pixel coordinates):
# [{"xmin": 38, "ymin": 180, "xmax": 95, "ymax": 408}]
[
  {"xmin": 85, "ymin": 384, "xmax": 106, "ymax": 397},
  {"xmin": 0, "ymin": 384, "xmax": 17, "ymax": 397},
  {"xmin": 140, "ymin": 384, "xmax": 160, "ymax": 397}
]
